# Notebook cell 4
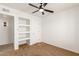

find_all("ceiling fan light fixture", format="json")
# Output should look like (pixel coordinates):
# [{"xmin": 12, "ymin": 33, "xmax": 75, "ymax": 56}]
[
  {"xmin": 39, "ymin": 9, "xmax": 44, "ymax": 12},
  {"xmin": 29, "ymin": 3, "xmax": 54, "ymax": 15}
]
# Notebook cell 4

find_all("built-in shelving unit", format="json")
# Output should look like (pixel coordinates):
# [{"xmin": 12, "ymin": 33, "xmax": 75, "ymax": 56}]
[{"xmin": 18, "ymin": 17, "xmax": 30, "ymax": 44}]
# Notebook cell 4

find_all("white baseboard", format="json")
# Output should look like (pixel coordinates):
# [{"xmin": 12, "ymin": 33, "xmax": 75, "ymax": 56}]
[
  {"xmin": 30, "ymin": 41, "xmax": 42, "ymax": 45},
  {"xmin": 43, "ymin": 41, "xmax": 79, "ymax": 54}
]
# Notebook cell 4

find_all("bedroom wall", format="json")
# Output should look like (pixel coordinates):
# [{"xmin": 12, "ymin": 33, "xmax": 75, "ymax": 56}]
[
  {"xmin": 42, "ymin": 6, "xmax": 79, "ymax": 53},
  {"xmin": 0, "ymin": 5, "xmax": 42, "ymax": 46},
  {"xmin": 8, "ymin": 16, "xmax": 14, "ymax": 44},
  {"xmin": 0, "ymin": 14, "xmax": 12, "ymax": 45}
]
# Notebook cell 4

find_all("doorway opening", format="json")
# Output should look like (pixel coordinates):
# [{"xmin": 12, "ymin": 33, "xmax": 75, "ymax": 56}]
[{"xmin": 0, "ymin": 13, "xmax": 14, "ymax": 51}]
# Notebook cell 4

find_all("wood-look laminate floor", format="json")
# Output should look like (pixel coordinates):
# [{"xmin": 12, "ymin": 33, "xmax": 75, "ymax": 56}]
[{"xmin": 0, "ymin": 42, "xmax": 79, "ymax": 56}]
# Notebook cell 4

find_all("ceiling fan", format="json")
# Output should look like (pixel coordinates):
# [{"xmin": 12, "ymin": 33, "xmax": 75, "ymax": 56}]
[{"xmin": 28, "ymin": 3, "xmax": 54, "ymax": 15}]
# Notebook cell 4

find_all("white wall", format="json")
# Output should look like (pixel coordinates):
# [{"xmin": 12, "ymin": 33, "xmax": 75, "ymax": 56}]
[
  {"xmin": 0, "ymin": 14, "xmax": 14, "ymax": 45},
  {"xmin": 8, "ymin": 16, "xmax": 14, "ymax": 43},
  {"xmin": 30, "ymin": 17, "xmax": 42, "ymax": 45},
  {"xmin": 42, "ymin": 6, "xmax": 79, "ymax": 53},
  {"xmin": 0, "ymin": 14, "xmax": 9, "ymax": 45},
  {"xmin": 0, "ymin": 5, "xmax": 42, "ymax": 47}
]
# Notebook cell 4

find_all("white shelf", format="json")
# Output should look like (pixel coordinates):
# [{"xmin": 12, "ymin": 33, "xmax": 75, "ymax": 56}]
[
  {"xmin": 19, "ymin": 24, "xmax": 30, "ymax": 27},
  {"xmin": 19, "ymin": 38, "xmax": 30, "ymax": 41},
  {"xmin": 19, "ymin": 31, "xmax": 30, "ymax": 33},
  {"xmin": 18, "ymin": 17, "xmax": 30, "ymax": 45}
]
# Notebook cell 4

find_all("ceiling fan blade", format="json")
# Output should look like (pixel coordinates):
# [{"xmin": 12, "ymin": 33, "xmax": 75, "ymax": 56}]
[
  {"xmin": 40, "ymin": 3, "xmax": 43, "ymax": 4},
  {"xmin": 44, "ymin": 9, "xmax": 54, "ymax": 13},
  {"xmin": 39, "ymin": 5, "xmax": 42, "ymax": 9},
  {"xmin": 43, "ymin": 3, "xmax": 47, "ymax": 7},
  {"xmin": 42, "ymin": 12, "xmax": 44, "ymax": 15},
  {"xmin": 28, "ymin": 3, "xmax": 39, "ymax": 8},
  {"xmin": 32, "ymin": 10, "xmax": 39, "ymax": 13}
]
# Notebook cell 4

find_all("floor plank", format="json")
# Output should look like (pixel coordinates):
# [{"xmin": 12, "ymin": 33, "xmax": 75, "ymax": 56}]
[{"xmin": 0, "ymin": 42, "xmax": 79, "ymax": 56}]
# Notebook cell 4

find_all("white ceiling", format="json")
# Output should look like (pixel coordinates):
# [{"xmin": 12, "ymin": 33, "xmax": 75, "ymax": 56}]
[{"xmin": 0, "ymin": 3, "xmax": 79, "ymax": 17}]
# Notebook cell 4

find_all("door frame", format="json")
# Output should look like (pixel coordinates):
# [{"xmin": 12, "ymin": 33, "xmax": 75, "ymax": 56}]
[{"xmin": 0, "ymin": 12, "xmax": 17, "ymax": 50}]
